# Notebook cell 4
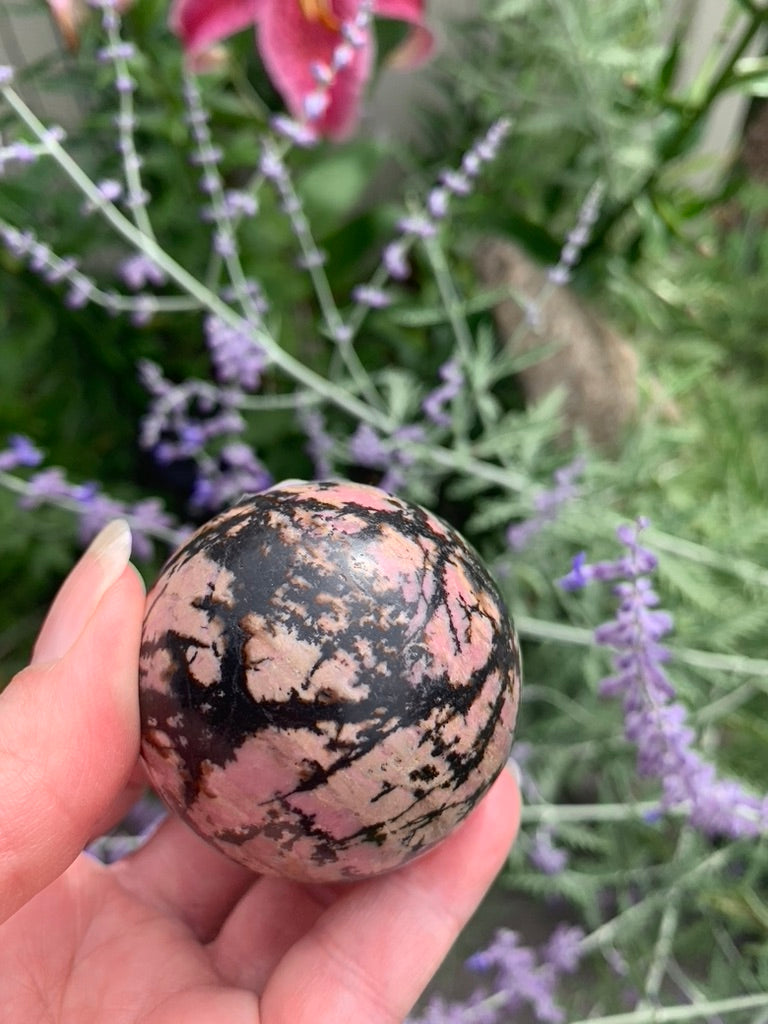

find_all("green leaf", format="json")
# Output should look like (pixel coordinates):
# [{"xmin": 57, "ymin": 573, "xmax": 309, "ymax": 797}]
[
  {"xmin": 297, "ymin": 145, "xmax": 382, "ymax": 238},
  {"xmin": 376, "ymin": 368, "xmax": 421, "ymax": 424}
]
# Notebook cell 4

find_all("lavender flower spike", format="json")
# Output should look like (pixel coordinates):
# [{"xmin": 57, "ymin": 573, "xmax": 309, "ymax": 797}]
[
  {"xmin": 507, "ymin": 457, "xmax": 585, "ymax": 551},
  {"xmin": 422, "ymin": 359, "xmax": 464, "ymax": 429},
  {"xmin": 465, "ymin": 925, "xmax": 582, "ymax": 1024},
  {"xmin": 561, "ymin": 520, "xmax": 768, "ymax": 839},
  {"xmin": 408, "ymin": 924, "xmax": 583, "ymax": 1024},
  {"xmin": 548, "ymin": 182, "xmax": 604, "ymax": 286}
]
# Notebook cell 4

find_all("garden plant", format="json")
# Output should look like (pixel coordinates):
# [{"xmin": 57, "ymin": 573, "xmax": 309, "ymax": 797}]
[{"xmin": 2, "ymin": 0, "xmax": 768, "ymax": 1021}]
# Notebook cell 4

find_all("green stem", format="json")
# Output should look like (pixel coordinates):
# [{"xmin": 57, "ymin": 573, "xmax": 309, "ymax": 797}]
[
  {"xmin": 642, "ymin": 523, "xmax": 768, "ymax": 589},
  {"xmin": 520, "ymin": 801, "xmax": 661, "ymax": 824},
  {"xmin": 516, "ymin": 614, "xmax": 768, "ymax": 678},
  {"xmin": 637, "ymin": 831, "xmax": 694, "ymax": 1006},
  {"xmin": 422, "ymin": 234, "xmax": 476, "ymax": 440},
  {"xmin": 579, "ymin": 848, "xmax": 730, "ymax": 955},
  {"xmin": 408, "ymin": 441, "xmax": 529, "ymax": 491},
  {"xmin": 566, "ymin": 992, "xmax": 768, "ymax": 1024}
]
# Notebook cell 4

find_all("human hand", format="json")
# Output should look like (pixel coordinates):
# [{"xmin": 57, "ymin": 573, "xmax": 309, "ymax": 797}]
[{"xmin": 0, "ymin": 520, "xmax": 521, "ymax": 1024}]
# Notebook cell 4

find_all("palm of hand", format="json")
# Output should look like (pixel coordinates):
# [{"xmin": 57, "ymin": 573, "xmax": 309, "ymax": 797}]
[
  {"xmin": 3, "ymin": 823, "xmax": 374, "ymax": 1024},
  {"xmin": 4, "ymin": 852, "xmax": 237, "ymax": 1024},
  {"xmin": 2, "ymin": 776, "xmax": 518, "ymax": 1024}
]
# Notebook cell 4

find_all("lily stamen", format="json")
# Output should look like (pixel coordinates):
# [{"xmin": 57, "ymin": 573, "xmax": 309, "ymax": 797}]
[{"xmin": 299, "ymin": 0, "xmax": 340, "ymax": 32}]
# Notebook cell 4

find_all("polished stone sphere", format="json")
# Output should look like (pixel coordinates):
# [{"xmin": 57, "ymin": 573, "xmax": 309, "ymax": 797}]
[{"xmin": 139, "ymin": 480, "xmax": 521, "ymax": 882}]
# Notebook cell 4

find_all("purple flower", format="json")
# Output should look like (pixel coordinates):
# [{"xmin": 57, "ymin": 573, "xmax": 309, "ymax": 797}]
[
  {"xmin": 137, "ymin": 360, "xmax": 275, "ymax": 517},
  {"xmin": 119, "ymin": 253, "xmax": 167, "ymax": 290},
  {"xmin": 507, "ymin": 457, "xmax": 585, "ymax": 550},
  {"xmin": 382, "ymin": 241, "xmax": 411, "ymax": 280},
  {"xmin": 75, "ymin": 486, "xmax": 127, "ymax": 543},
  {"xmin": 0, "ymin": 139, "xmax": 38, "ymax": 175},
  {"xmin": 440, "ymin": 169, "xmax": 471, "ymax": 196},
  {"xmin": 0, "ymin": 225, "xmax": 33, "ymax": 260},
  {"xmin": 125, "ymin": 498, "xmax": 183, "ymax": 560},
  {"xmin": 561, "ymin": 520, "xmax": 768, "ymax": 839},
  {"xmin": 543, "ymin": 925, "xmax": 585, "ymax": 974},
  {"xmin": 81, "ymin": 178, "xmax": 123, "ymax": 215},
  {"xmin": 372, "ymin": 118, "xmax": 510, "ymax": 301},
  {"xmin": 205, "ymin": 314, "xmax": 267, "ymax": 391},
  {"xmin": 296, "ymin": 248, "xmax": 327, "ymax": 271},
  {"xmin": 271, "ymin": 115, "xmax": 318, "ymax": 148},
  {"xmin": 397, "ymin": 213, "xmax": 437, "ymax": 240},
  {"xmin": 412, "ymin": 992, "xmax": 497, "ymax": 1024},
  {"xmin": 529, "ymin": 827, "xmax": 568, "ymax": 875},
  {"xmin": 0, "ymin": 434, "xmax": 44, "ymax": 471},
  {"xmin": 190, "ymin": 442, "xmax": 272, "ymax": 513},
  {"xmin": 349, "ymin": 423, "xmax": 389, "ymax": 469},
  {"xmin": 300, "ymin": 407, "xmax": 335, "ymax": 479},
  {"xmin": 422, "ymin": 359, "xmax": 463, "ymax": 429},
  {"xmin": 408, "ymin": 924, "xmax": 583, "ymax": 1024},
  {"xmin": 466, "ymin": 928, "xmax": 572, "ymax": 1023},
  {"xmin": 393, "ymin": 423, "xmax": 426, "ymax": 452},
  {"xmin": 351, "ymin": 284, "xmax": 393, "ymax": 309},
  {"xmin": 0, "ymin": 225, "xmax": 99, "ymax": 308},
  {"xmin": 347, "ymin": 423, "xmax": 422, "ymax": 494},
  {"xmin": 138, "ymin": 361, "xmax": 245, "ymax": 465},
  {"xmin": 98, "ymin": 41, "xmax": 136, "ymax": 63},
  {"xmin": 18, "ymin": 467, "xmax": 73, "ymax": 507},
  {"xmin": 222, "ymin": 189, "xmax": 258, "ymax": 218},
  {"xmin": 427, "ymin": 187, "xmax": 450, "ymax": 219},
  {"xmin": 259, "ymin": 144, "xmax": 289, "ymax": 185},
  {"xmin": 65, "ymin": 275, "xmax": 96, "ymax": 308}
]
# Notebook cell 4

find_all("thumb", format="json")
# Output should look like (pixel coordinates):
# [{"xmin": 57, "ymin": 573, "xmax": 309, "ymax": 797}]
[{"xmin": 0, "ymin": 520, "xmax": 145, "ymax": 925}]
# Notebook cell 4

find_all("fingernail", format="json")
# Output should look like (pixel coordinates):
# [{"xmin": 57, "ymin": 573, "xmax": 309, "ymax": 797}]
[
  {"xmin": 31, "ymin": 519, "xmax": 133, "ymax": 665},
  {"xmin": 87, "ymin": 518, "xmax": 133, "ymax": 586}
]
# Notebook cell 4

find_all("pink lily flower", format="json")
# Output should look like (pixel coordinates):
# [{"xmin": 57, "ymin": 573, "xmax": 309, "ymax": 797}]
[{"xmin": 170, "ymin": 0, "xmax": 434, "ymax": 140}]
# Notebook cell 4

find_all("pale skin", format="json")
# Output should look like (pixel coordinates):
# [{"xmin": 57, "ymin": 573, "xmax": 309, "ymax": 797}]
[{"xmin": 0, "ymin": 523, "xmax": 521, "ymax": 1024}]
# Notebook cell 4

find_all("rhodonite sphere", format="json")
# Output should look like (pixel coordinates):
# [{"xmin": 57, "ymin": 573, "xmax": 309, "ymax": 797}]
[{"xmin": 138, "ymin": 480, "xmax": 521, "ymax": 882}]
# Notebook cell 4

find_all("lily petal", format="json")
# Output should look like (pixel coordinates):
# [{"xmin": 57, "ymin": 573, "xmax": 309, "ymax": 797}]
[
  {"xmin": 170, "ymin": 0, "xmax": 264, "ymax": 58},
  {"xmin": 374, "ymin": 0, "xmax": 434, "ymax": 68},
  {"xmin": 257, "ymin": 0, "xmax": 373, "ymax": 140}
]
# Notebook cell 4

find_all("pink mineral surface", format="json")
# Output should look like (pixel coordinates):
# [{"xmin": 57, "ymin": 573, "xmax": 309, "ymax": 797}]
[{"xmin": 139, "ymin": 480, "xmax": 521, "ymax": 882}]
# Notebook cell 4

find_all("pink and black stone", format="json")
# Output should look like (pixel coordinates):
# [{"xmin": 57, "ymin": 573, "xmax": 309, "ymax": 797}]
[{"xmin": 138, "ymin": 480, "xmax": 521, "ymax": 883}]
